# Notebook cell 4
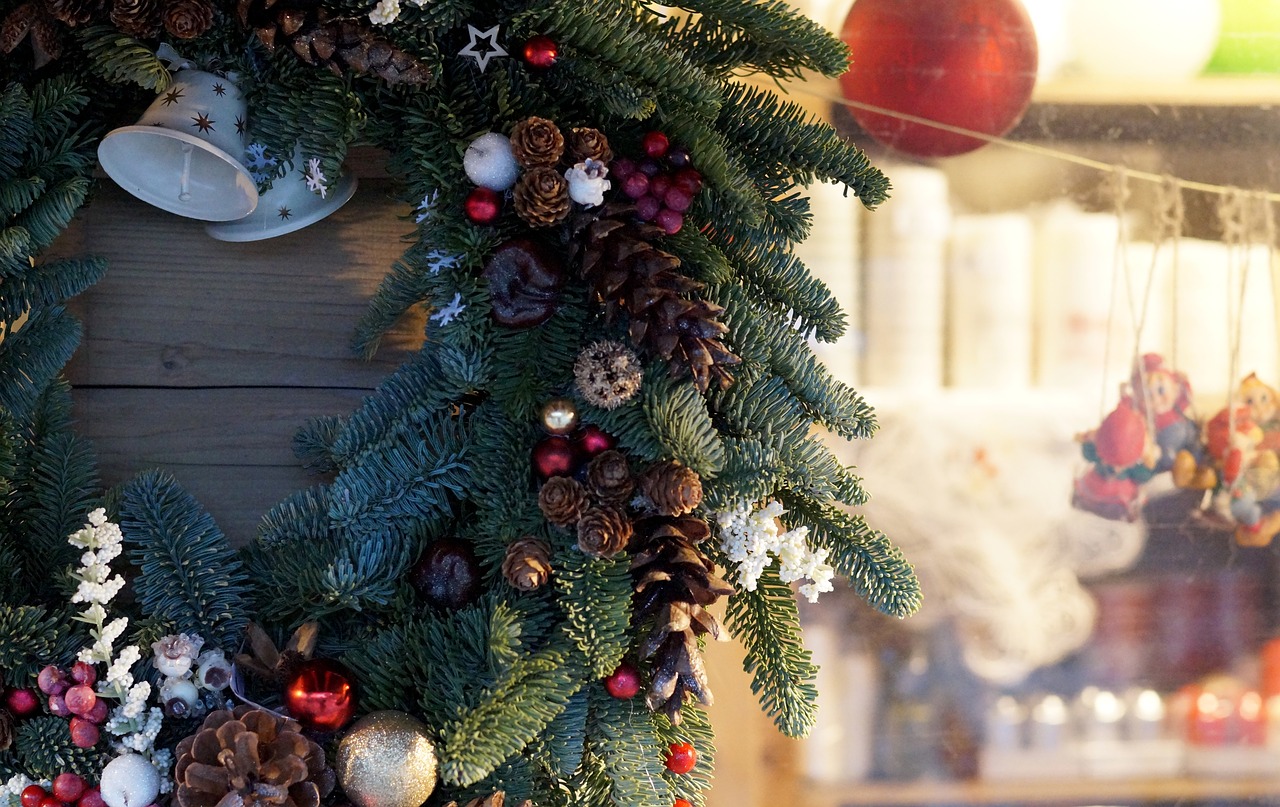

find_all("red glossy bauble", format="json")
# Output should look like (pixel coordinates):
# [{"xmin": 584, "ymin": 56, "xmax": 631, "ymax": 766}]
[
  {"xmin": 522, "ymin": 35, "xmax": 559, "ymax": 69},
  {"xmin": 532, "ymin": 435, "xmax": 578, "ymax": 480},
  {"xmin": 283, "ymin": 658, "xmax": 358, "ymax": 732},
  {"xmin": 604, "ymin": 662, "xmax": 641, "ymax": 699},
  {"xmin": 465, "ymin": 186, "xmax": 502, "ymax": 225},
  {"xmin": 664, "ymin": 741, "xmax": 698, "ymax": 774},
  {"xmin": 575, "ymin": 425, "xmax": 616, "ymax": 458},
  {"xmin": 674, "ymin": 800, "xmax": 693, "ymax": 807},
  {"xmin": 839, "ymin": 0, "xmax": 1038, "ymax": 157}
]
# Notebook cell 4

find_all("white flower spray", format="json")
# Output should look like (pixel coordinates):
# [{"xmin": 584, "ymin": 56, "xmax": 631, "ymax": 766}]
[{"xmin": 716, "ymin": 500, "xmax": 835, "ymax": 603}]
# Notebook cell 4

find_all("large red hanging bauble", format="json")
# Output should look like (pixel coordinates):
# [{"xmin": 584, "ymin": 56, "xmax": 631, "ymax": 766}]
[
  {"xmin": 839, "ymin": 0, "xmax": 1038, "ymax": 157},
  {"xmin": 283, "ymin": 658, "xmax": 358, "ymax": 732}
]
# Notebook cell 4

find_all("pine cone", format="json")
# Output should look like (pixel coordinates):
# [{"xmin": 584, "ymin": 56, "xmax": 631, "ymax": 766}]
[
  {"xmin": 2, "ymin": 2, "xmax": 63, "ymax": 66},
  {"xmin": 538, "ymin": 476, "xmax": 588, "ymax": 527},
  {"xmin": 0, "ymin": 707, "xmax": 13, "ymax": 752},
  {"xmin": 174, "ymin": 705, "xmax": 336, "ymax": 807},
  {"xmin": 235, "ymin": 622, "xmax": 318, "ymax": 686},
  {"xmin": 445, "ymin": 793, "xmax": 530, "ymax": 807},
  {"xmin": 235, "ymin": 0, "xmax": 431, "ymax": 85},
  {"xmin": 482, "ymin": 238, "xmax": 564, "ymax": 328},
  {"xmin": 586, "ymin": 450, "xmax": 634, "ymax": 505},
  {"xmin": 47, "ymin": 0, "xmax": 102, "ymax": 27},
  {"xmin": 509, "ymin": 117, "xmax": 564, "ymax": 168},
  {"xmin": 109, "ymin": 0, "xmax": 158, "ymax": 37},
  {"xmin": 577, "ymin": 505, "xmax": 633, "ymax": 559},
  {"xmin": 163, "ymin": 0, "xmax": 213, "ymax": 38},
  {"xmin": 640, "ymin": 461, "xmax": 703, "ymax": 516},
  {"xmin": 574, "ymin": 340, "xmax": 642, "ymax": 410},
  {"xmin": 630, "ymin": 515, "xmax": 733, "ymax": 723},
  {"xmin": 568, "ymin": 127, "xmax": 612, "ymax": 164},
  {"xmin": 571, "ymin": 204, "xmax": 740, "ymax": 392},
  {"xmin": 513, "ymin": 167, "xmax": 570, "ymax": 228},
  {"xmin": 502, "ymin": 537, "xmax": 552, "ymax": 592}
]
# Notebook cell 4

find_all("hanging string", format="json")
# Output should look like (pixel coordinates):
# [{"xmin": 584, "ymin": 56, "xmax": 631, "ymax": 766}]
[
  {"xmin": 1099, "ymin": 167, "xmax": 1130, "ymax": 421},
  {"xmin": 1218, "ymin": 189, "xmax": 1252, "ymax": 487},
  {"xmin": 1158, "ymin": 175, "xmax": 1186, "ymax": 379},
  {"xmin": 1266, "ymin": 196, "xmax": 1280, "ymax": 389},
  {"xmin": 799, "ymin": 87, "xmax": 1280, "ymax": 202},
  {"xmin": 1129, "ymin": 178, "xmax": 1181, "ymax": 439}
]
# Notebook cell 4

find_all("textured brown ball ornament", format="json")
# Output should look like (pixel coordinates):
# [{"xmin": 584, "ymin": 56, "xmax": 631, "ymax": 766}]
[
  {"xmin": 538, "ymin": 476, "xmax": 588, "ymax": 527},
  {"xmin": 163, "ymin": 0, "xmax": 213, "ymax": 38},
  {"xmin": 502, "ymin": 537, "xmax": 553, "ymax": 591},
  {"xmin": 586, "ymin": 450, "xmax": 634, "ymax": 504},
  {"xmin": 513, "ymin": 167, "xmax": 571, "ymax": 227},
  {"xmin": 568, "ymin": 127, "xmax": 612, "ymax": 164},
  {"xmin": 577, "ymin": 506, "xmax": 633, "ymax": 559},
  {"xmin": 641, "ymin": 461, "xmax": 703, "ymax": 516},
  {"xmin": 509, "ymin": 116, "xmax": 564, "ymax": 167},
  {"xmin": 482, "ymin": 238, "xmax": 564, "ymax": 328},
  {"xmin": 574, "ymin": 340, "xmax": 642, "ymax": 410},
  {"xmin": 336, "ymin": 711, "xmax": 437, "ymax": 807},
  {"xmin": 409, "ymin": 538, "xmax": 482, "ymax": 610}
]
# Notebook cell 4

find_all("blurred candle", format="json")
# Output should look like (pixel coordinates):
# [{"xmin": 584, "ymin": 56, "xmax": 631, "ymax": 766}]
[
  {"xmin": 1126, "ymin": 688, "xmax": 1166, "ymax": 742},
  {"xmin": 1029, "ymin": 694, "xmax": 1069, "ymax": 749}
]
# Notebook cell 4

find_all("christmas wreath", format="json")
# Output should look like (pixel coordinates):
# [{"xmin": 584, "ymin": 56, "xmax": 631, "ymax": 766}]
[{"xmin": 0, "ymin": 2, "xmax": 920, "ymax": 806}]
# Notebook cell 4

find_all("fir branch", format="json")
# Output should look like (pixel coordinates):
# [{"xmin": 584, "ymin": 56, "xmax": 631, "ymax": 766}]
[
  {"xmin": 722, "ymin": 564, "xmax": 817, "ymax": 738},
  {"xmin": 116, "ymin": 470, "xmax": 251, "ymax": 650},
  {"xmin": 641, "ymin": 374, "xmax": 725, "ymax": 479},
  {"xmin": 554, "ymin": 551, "xmax": 632, "ymax": 680},
  {"xmin": 0, "ymin": 84, "xmax": 34, "ymax": 182},
  {"xmin": 778, "ymin": 491, "xmax": 921, "ymax": 618},
  {"xmin": 701, "ymin": 436, "xmax": 780, "ymax": 511},
  {"xmin": 0, "ymin": 307, "xmax": 80, "ymax": 422},
  {"xmin": 0, "ymin": 606, "xmax": 62, "ymax": 687},
  {"xmin": 488, "ymin": 293, "xmax": 586, "ymax": 424},
  {"xmin": 466, "ymin": 403, "xmax": 543, "ymax": 566},
  {"xmin": 253, "ymin": 485, "xmax": 333, "ymax": 548},
  {"xmin": 585, "ymin": 684, "xmax": 673, "ymax": 807},
  {"xmin": 660, "ymin": 0, "xmax": 847, "ymax": 79},
  {"xmin": 0, "ymin": 256, "xmax": 108, "ymax": 324},
  {"xmin": 14, "ymin": 716, "xmax": 101, "ymax": 778},
  {"xmin": 537, "ymin": 688, "xmax": 589, "ymax": 780},
  {"xmin": 11, "ymin": 177, "xmax": 91, "ymax": 254},
  {"xmin": 11, "ymin": 430, "xmax": 99, "ymax": 577},
  {"xmin": 717, "ymin": 233, "xmax": 845, "ymax": 342},
  {"xmin": 74, "ymin": 26, "xmax": 171, "ymax": 92},
  {"xmin": 292, "ymin": 415, "xmax": 343, "ymax": 474},
  {"xmin": 650, "ymin": 701, "xmax": 716, "ymax": 806}
]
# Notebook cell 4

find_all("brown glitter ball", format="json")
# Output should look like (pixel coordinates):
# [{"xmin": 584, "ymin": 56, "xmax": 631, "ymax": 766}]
[
  {"xmin": 586, "ymin": 450, "xmax": 634, "ymax": 505},
  {"xmin": 502, "ymin": 536, "xmax": 552, "ymax": 591},
  {"xmin": 509, "ymin": 116, "xmax": 564, "ymax": 168},
  {"xmin": 513, "ymin": 166, "xmax": 571, "ymax": 227},
  {"xmin": 567, "ymin": 127, "xmax": 612, "ymax": 164},
  {"xmin": 573, "ymin": 340, "xmax": 642, "ymax": 410},
  {"xmin": 577, "ymin": 505, "xmax": 633, "ymax": 559},
  {"xmin": 640, "ymin": 461, "xmax": 703, "ymax": 516},
  {"xmin": 539, "ymin": 476, "xmax": 588, "ymax": 527},
  {"xmin": 163, "ymin": 0, "xmax": 213, "ymax": 38}
]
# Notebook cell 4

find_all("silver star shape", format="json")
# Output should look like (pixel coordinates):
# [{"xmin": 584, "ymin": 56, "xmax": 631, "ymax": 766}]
[{"xmin": 458, "ymin": 24, "xmax": 507, "ymax": 73}]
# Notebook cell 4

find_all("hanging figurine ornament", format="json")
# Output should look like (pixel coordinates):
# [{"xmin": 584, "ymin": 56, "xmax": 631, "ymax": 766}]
[{"xmin": 458, "ymin": 23, "xmax": 507, "ymax": 72}]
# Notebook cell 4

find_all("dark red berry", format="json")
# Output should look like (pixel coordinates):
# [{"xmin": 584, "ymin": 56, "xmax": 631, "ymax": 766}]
[
  {"xmin": 663, "ymin": 187, "xmax": 692, "ymax": 213},
  {"xmin": 667, "ymin": 146, "xmax": 692, "ymax": 168},
  {"xmin": 622, "ymin": 172, "xmax": 650, "ymax": 200},
  {"xmin": 665, "ymin": 742, "xmax": 698, "ymax": 774},
  {"xmin": 70, "ymin": 662, "xmax": 97, "ymax": 687},
  {"xmin": 38, "ymin": 796, "xmax": 60, "ymax": 807},
  {"xmin": 84, "ymin": 697, "xmax": 109, "ymax": 724},
  {"xmin": 635, "ymin": 195, "xmax": 661, "ymax": 222},
  {"xmin": 604, "ymin": 662, "xmax": 642, "ymax": 699},
  {"xmin": 77, "ymin": 788, "xmax": 106, "ymax": 807},
  {"xmin": 37, "ymin": 665, "xmax": 67, "ymax": 696},
  {"xmin": 642, "ymin": 131, "xmax": 670, "ymax": 159},
  {"xmin": 638, "ymin": 159, "xmax": 661, "ymax": 177},
  {"xmin": 674, "ymin": 168, "xmax": 702, "ymax": 195},
  {"xmin": 48, "ymin": 693, "xmax": 70, "ymax": 717},
  {"xmin": 20, "ymin": 785, "xmax": 47, "ymax": 807},
  {"xmin": 64, "ymin": 684, "xmax": 96, "ymax": 716},
  {"xmin": 5, "ymin": 687, "xmax": 39, "ymax": 717},
  {"xmin": 610, "ymin": 157, "xmax": 636, "ymax": 180},
  {"xmin": 655, "ymin": 208, "xmax": 684, "ymax": 235},
  {"xmin": 52, "ymin": 773, "xmax": 87, "ymax": 803},
  {"xmin": 650, "ymin": 173, "xmax": 672, "ymax": 200},
  {"xmin": 69, "ymin": 716, "xmax": 99, "ymax": 748}
]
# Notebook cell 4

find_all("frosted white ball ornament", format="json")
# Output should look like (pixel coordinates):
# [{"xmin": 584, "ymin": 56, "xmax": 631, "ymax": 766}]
[
  {"xmin": 463, "ymin": 133, "xmax": 520, "ymax": 191},
  {"xmin": 98, "ymin": 753, "xmax": 160, "ymax": 807}
]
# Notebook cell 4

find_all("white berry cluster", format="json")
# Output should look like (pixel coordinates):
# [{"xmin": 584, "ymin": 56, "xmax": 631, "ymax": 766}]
[
  {"xmin": 716, "ymin": 500, "xmax": 835, "ymax": 603},
  {"xmin": 367, "ymin": 0, "xmax": 428, "ymax": 26},
  {"xmin": 2, "ymin": 775, "xmax": 48, "ymax": 807}
]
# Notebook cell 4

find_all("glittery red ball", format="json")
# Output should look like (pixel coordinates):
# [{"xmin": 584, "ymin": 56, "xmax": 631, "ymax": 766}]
[
  {"xmin": 465, "ymin": 186, "xmax": 502, "ymax": 225},
  {"xmin": 283, "ymin": 658, "xmax": 358, "ymax": 732},
  {"xmin": 4, "ymin": 687, "xmax": 39, "ymax": 717},
  {"xmin": 665, "ymin": 741, "xmax": 698, "ymax": 774},
  {"xmin": 604, "ymin": 662, "xmax": 641, "ymax": 699},
  {"xmin": 839, "ymin": 0, "xmax": 1037, "ymax": 157},
  {"xmin": 522, "ymin": 34, "xmax": 559, "ymax": 69},
  {"xmin": 532, "ymin": 435, "xmax": 579, "ymax": 480},
  {"xmin": 575, "ymin": 425, "xmax": 616, "ymax": 458}
]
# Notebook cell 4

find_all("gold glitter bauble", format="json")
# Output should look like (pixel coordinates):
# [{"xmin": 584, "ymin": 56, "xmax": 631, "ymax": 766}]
[
  {"xmin": 540, "ymin": 397, "xmax": 579, "ymax": 435},
  {"xmin": 337, "ymin": 711, "xmax": 438, "ymax": 807}
]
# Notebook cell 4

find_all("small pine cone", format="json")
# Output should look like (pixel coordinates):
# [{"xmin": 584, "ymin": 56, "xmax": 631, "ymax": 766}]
[
  {"xmin": 502, "ymin": 537, "xmax": 552, "ymax": 592},
  {"xmin": 587, "ymin": 450, "xmax": 634, "ymax": 504},
  {"xmin": 47, "ymin": 0, "xmax": 102, "ymax": 27},
  {"xmin": 109, "ymin": 0, "xmax": 159, "ymax": 38},
  {"xmin": 163, "ymin": 0, "xmax": 213, "ymax": 38},
  {"xmin": 568, "ymin": 127, "xmax": 612, "ymax": 164},
  {"xmin": 0, "ymin": 708, "xmax": 13, "ymax": 752},
  {"xmin": 539, "ymin": 476, "xmax": 588, "ymax": 527},
  {"xmin": 577, "ymin": 505, "xmax": 633, "ymax": 559},
  {"xmin": 641, "ymin": 461, "xmax": 703, "ymax": 516},
  {"xmin": 509, "ymin": 116, "xmax": 564, "ymax": 168},
  {"xmin": 574, "ymin": 340, "xmax": 642, "ymax": 410},
  {"xmin": 513, "ymin": 167, "xmax": 570, "ymax": 227}
]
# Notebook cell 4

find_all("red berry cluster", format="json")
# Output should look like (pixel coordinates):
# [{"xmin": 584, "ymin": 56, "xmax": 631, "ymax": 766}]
[
  {"xmin": 19, "ymin": 774, "xmax": 106, "ymax": 807},
  {"xmin": 38, "ymin": 663, "xmax": 106, "ymax": 748},
  {"xmin": 531, "ymin": 424, "xmax": 616, "ymax": 481},
  {"xmin": 612, "ymin": 131, "xmax": 703, "ymax": 236}
]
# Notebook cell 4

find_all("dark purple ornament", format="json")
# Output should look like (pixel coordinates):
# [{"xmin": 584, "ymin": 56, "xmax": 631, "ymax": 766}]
[
  {"xmin": 482, "ymin": 238, "xmax": 565, "ymax": 328},
  {"xmin": 409, "ymin": 538, "xmax": 483, "ymax": 610}
]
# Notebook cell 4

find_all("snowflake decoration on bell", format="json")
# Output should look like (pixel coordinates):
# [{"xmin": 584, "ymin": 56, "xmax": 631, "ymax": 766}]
[
  {"xmin": 244, "ymin": 143, "xmax": 279, "ymax": 185},
  {"xmin": 716, "ymin": 500, "xmax": 835, "ymax": 603},
  {"xmin": 304, "ymin": 157, "xmax": 329, "ymax": 198},
  {"xmin": 429, "ymin": 292, "xmax": 466, "ymax": 326},
  {"xmin": 574, "ymin": 340, "xmax": 642, "ymax": 409}
]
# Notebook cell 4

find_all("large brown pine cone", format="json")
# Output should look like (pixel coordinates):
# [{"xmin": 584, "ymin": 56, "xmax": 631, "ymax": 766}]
[
  {"xmin": 513, "ymin": 167, "xmax": 570, "ymax": 228},
  {"xmin": 509, "ymin": 117, "xmax": 564, "ymax": 168},
  {"xmin": 538, "ymin": 476, "xmax": 587, "ymax": 527},
  {"xmin": 567, "ymin": 127, "xmax": 612, "ymax": 164},
  {"xmin": 502, "ymin": 536, "xmax": 552, "ymax": 592},
  {"xmin": 163, "ymin": 0, "xmax": 213, "ymax": 38},
  {"xmin": 640, "ymin": 461, "xmax": 702, "ymax": 516},
  {"xmin": 445, "ymin": 793, "xmax": 532, "ymax": 807},
  {"xmin": 109, "ymin": 0, "xmax": 159, "ymax": 37},
  {"xmin": 586, "ymin": 450, "xmax": 634, "ymax": 505},
  {"xmin": 174, "ymin": 705, "xmax": 335, "ymax": 807},
  {"xmin": 577, "ymin": 505, "xmax": 632, "ymax": 559}
]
